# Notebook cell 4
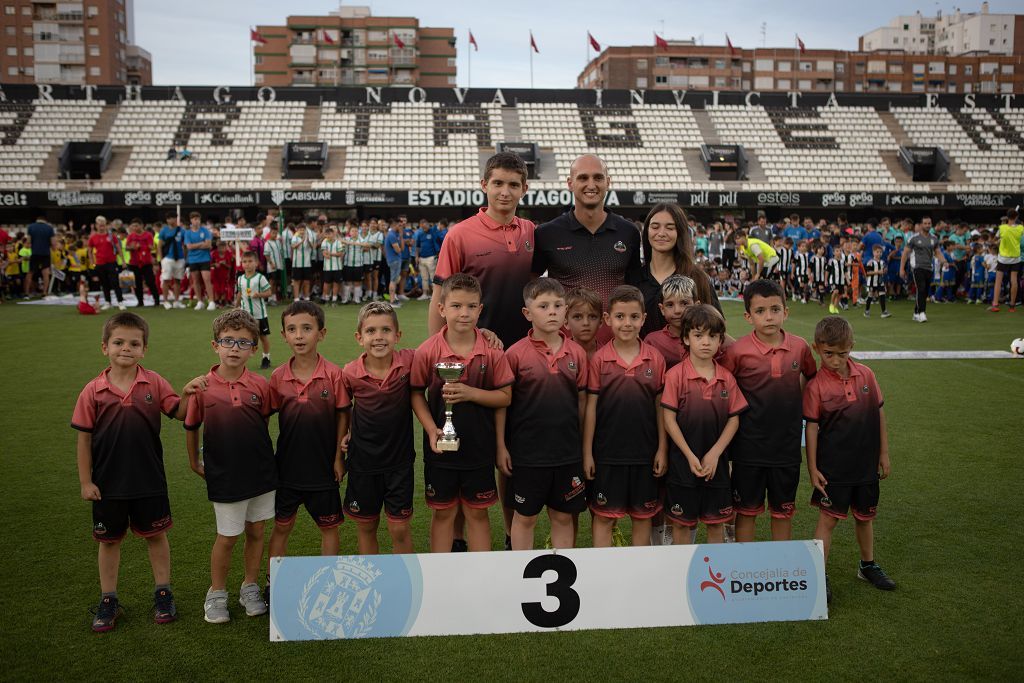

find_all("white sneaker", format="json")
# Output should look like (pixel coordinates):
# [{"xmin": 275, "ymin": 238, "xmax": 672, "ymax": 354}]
[
  {"xmin": 173, "ymin": 301, "xmax": 186, "ymax": 309},
  {"xmin": 195, "ymin": 300, "xmax": 204, "ymax": 311},
  {"xmin": 397, "ymin": 294, "xmax": 409, "ymax": 301},
  {"xmin": 919, "ymin": 312, "xmax": 928, "ymax": 322},
  {"xmin": 239, "ymin": 582, "xmax": 268, "ymax": 617},
  {"xmin": 417, "ymin": 294, "xmax": 430, "ymax": 301},
  {"xmin": 204, "ymin": 588, "xmax": 230, "ymax": 624},
  {"xmin": 206, "ymin": 301, "xmax": 217, "ymax": 311},
  {"xmin": 162, "ymin": 300, "xmax": 172, "ymax": 310},
  {"xmin": 912, "ymin": 313, "xmax": 921, "ymax": 322},
  {"xmin": 391, "ymin": 301, "xmax": 403, "ymax": 308},
  {"xmin": 117, "ymin": 303, "xmax": 127, "ymax": 311},
  {"xmin": 99, "ymin": 302, "xmax": 111, "ymax": 311}
]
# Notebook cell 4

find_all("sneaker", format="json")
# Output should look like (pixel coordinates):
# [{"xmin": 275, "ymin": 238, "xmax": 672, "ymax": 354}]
[
  {"xmin": 880, "ymin": 311, "xmax": 892, "ymax": 319},
  {"xmin": 260, "ymin": 356, "xmax": 271, "ymax": 370},
  {"xmin": 391, "ymin": 301, "xmax": 403, "ymax": 308},
  {"xmin": 611, "ymin": 524, "xmax": 627, "ymax": 548},
  {"xmin": 162, "ymin": 300, "xmax": 172, "ymax": 310},
  {"xmin": 857, "ymin": 562, "xmax": 896, "ymax": 591},
  {"xmin": 207, "ymin": 301, "xmax": 217, "ymax": 311},
  {"xmin": 153, "ymin": 587, "xmax": 178, "ymax": 624},
  {"xmin": 828, "ymin": 304, "xmax": 838, "ymax": 314},
  {"xmin": 263, "ymin": 584, "xmax": 271, "ymax": 608},
  {"xmin": 662, "ymin": 524, "xmax": 675, "ymax": 546},
  {"xmin": 451, "ymin": 539, "xmax": 468, "ymax": 553},
  {"xmin": 195, "ymin": 300, "xmax": 204, "ymax": 311},
  {"xmin": 919, "ymin": 312, "xmax": 928, "ymax": 322},
  {"xmin": 912, "ymin": 313, "xmax": 922, "ymax": 322},
  {"xmin": 825, "ymin": 575, "xmax": 833, "ymax": 605},
  {"xmin": 117, "ymin": 303, "xmax": 127, "ymax": 311},
  {"xmin": 724, "ymin": 523, "xmax": 736, "ymax": 543},
  {"xmin": 239, "ymin": 582, "xmax": 268, "ymax": 617},
  {"xmin": 204, "ymin": 588, "xmax": 230, "ymax": 624},
  {"xmin": 100, "ymin": 302, "xmax": 111, "ymax": 311},
  {"xmin": 1010, "ymin": 307, "xmax": 1017, "ymax": 313},
  {"xmin": 863, "ymin": 311, "xmax": 870, "ymax": 318},
  {"xmin": 989, "ymin": 305, "xmax": 1000, "ymax": 313},
  {"xmin": 417, "ymin": 294, "xmax": 430, "ymax": 301},
  {"xmin": 172, "ymin": 301, "xmax": 186, "ymax": 309},
  {"xmin": 91, "ymin": 595, "xmax": 124, "ymax": 633}
]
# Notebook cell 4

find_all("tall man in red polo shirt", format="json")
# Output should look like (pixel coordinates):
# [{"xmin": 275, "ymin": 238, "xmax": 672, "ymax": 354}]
[
  {"xmin": 126, "ymin": 219, "xmax": 160, "ymax": 307},
  {"xmin": 429, "ymin": 152, "xmax": 536, "ymax": 550}
]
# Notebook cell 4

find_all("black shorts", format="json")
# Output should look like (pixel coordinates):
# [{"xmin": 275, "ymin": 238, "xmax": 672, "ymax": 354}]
[
  {"xmin": 867, "ymin": 286, "xmax": 886, "ymax": 297},
  {"xmin": 190, "ymin": 261, "xmax": 211, "ymax": 272},
  {"xmin": 256, "ymin": 317, "xmax": 271, "ymax": 337},
  {"xmin": 996, "ymin": 261, "xmax": 1019, "ymax": 274},
  {"xmin": 312, "ymin": 260, "xmax": 323, "ymax": 274},
  {"xmin": 275, "ymin": 487, "xmax": 343, "ymax": 528},
  {"xmin": 589, "ymin": 462, "xmax": 661, "ymax": 520},
  {"xmin": 344, "ymin": 465, "xmax": 415, "ymax": 522},
  {"xmin": 732, "ymin": 463, "xmax": 799, "ymax": 519},
  {"xmin": 510, "ymin": 463, "xmax": 588, "ymax": 517},
  {"xmin": 67, "ymin": 271, "xmax": 83, "ymax": 288},
  {"xmin": 342, "ymin": 265, "xmax": 363, "ymax": 281},
  {"xmin": 30, "ymin": 254, "xmax": 50, "ymax": 273},
  {"xmin": 322, "ymin": 270, "xmax": 342, "ymax": 284},
  {"xmin": 424, "ymin": 462, "xmax": 497, "ymax": 510},
  {"xmin": 92, "ymin": 495, "xmax": 173, "ymax": 543},
  {"xmin": 291, "ymin": 266, "xmax": 311, "ymax": 281},
  {"xmin": 811, "ymin": 480, "xmax": 879, "ymax": 521}
]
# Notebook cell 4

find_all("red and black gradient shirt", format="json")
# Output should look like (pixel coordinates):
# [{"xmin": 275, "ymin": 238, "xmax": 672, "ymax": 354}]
[
  {"xmin": 644, "ymin": 326, "xmax": 688, "ymax": 370},
  {"xmin": 184, "ymin": 366, "xmax": 276, "ymax": 503},
  {"xmin": 587, "ymin": 340, "xmax": 665, "ymax": 466},
  {"xmin": 532, "ymin": 210, "xmax": 643, "ymax": 309},
  {"xmin": 341, "ymin": 348, "xmax": 416, "ymax": 474},
  {"xmin": 411, "ymin": 327, "xmax": 514, "ymax": 470},
  {"xmin": 433, "ymin": 208, "xmax": 536, "ymax": 347},
  {"xmin": 721, "ymin": 331, "xmax": 817, "ymax": 467},
  {"xmin": 269, "ymin": 354, "xmax": 350, "ymax": 491},
  {"xmin": 71, "ymin": 366, "xmax": 180, "ymax": 499},
  {"xmin": 504, "ymin": 330, "xmax": 588, "ymax": 467},
  {"xmin": 661, "ymin": 358, "xmax": 748, "ymax": 489},
  {"xmin": 803, "ymin": 360, "xmax": 884, "ymax": 486}
]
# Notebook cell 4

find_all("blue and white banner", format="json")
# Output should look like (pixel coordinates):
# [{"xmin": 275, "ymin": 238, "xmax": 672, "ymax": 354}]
[{"xmin": 269, "ymin": 540, "xmax": 827, "ymax": 641}]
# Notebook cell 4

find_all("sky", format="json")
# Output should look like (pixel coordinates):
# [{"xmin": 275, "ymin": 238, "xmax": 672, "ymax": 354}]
[{"xmin": 135, "ymin": 0, "xmax": 1022, "ymax": 88}]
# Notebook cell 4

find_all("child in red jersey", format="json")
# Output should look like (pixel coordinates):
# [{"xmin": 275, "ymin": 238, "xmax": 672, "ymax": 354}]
[
  {"xmin": 497, "ymin": 278, "xmax": 588, "ymax": 550},
  {"xmin": 412, "ymin": 273, "xmax": 513, "ymax": 552},
  {"xmin": 583, "ymin": 285, "xmax": 667, "ymax": 547},
  {"xmin": 72, "ymin": 312, "xmax": 185, "ymax": 632},
  {"xmin": 267, "ymin": 302, "xmax": 349, "ymax": 581},
  {"xmin": 804, "ymin": 316, "xmax": 894, "ymax": 603},
  {"xmin": 644, "ymin": 274, "xmax": 697, "ymax": 370},
  {"xmin": 722, "ymin": 279, "xmax": 816, "ymax": 543},
  {"xmin": 183, "ymin": 310, "xmax": 276, "ymax": 623},
  {"xmin": 340, "ymin": 302, "xmax": 416, "ymax": 555},
  {"xmin": 565, "ymin": 287, "xmax": 602, "ymax": 357},
  {"xmin": 662, "ymin": 305, "xmax": 747, "ymax": 543}
]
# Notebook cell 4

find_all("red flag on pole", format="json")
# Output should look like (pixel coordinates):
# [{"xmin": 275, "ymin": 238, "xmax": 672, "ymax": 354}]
[
  {"xmin": 393, "ymin": 32, "xmax": 406, "ymax": 49},
  {"xmin": 654, "ymin": 33, "xmax": 669, "ymax": 50},
  {"xmin": 250, "ymin": 28, "xmax": 267, "ymax": 45},
  {"xmin": 797, "ymin": 35, "xmax": 806, "ymax": 54},
  {"xmin": 530, "ymin": 31, "xmax": 539, "ymax": 53},
  {"xmin": 322, "ymin": 30, "xmax": 335, "ymax": 44},
  {"xmin": 726, "ymin": 33, "xmax": 737, "ymax": 56},
  {"xmin": 588, "ymin": 32, "xmax": 601, "ymax": 52},
  {"xmin": 469, "ymin": 30, "xmax": 478, "ymax": 51}
]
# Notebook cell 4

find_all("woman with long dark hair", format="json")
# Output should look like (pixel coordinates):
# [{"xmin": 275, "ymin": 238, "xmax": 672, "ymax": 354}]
[{"xmin": 628, "ymin": 203, "xmax": 721, "ymax": 338}]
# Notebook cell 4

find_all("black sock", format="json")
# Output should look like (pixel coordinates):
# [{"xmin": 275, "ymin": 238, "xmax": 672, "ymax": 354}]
[
  {"xmin": 155, "ymin": 583, "xmax": 171, "ymax": 593},
  {"xmin": 102, "ymin": 590, "xmax": 117, "ymax": 600},
  {"xmin": 880, "ymin": 296, "xmax": 887, "ymax": 312},
  {"xmin": 860, "ymin": 559, "xmax": 875, "ymax": 568}
]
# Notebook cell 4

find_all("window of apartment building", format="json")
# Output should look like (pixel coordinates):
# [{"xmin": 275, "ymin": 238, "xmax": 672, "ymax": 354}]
[
  {"xmin": 964, "ymin": 65, "xmax": 972, "ymax": 75},
  {"xmin": 254, "ymin": 73, "xmax": 264, "ymax": 85},
  {"xmin": 799, "ymin": 61, "xmax": 812, "ymax": 71},
  {"xmin": 948, "ymin": 64, "xmax": 957, "ymax": 75},
  {"xmin": 836, "ymin": 80, "xmax": 845, "ymax": 90},
  {"xmin": 889, "ymin": 63, "xmax": 903, "ymax": 74},
  {"xmin": 655, "ymin": 75, "xmax": 667, "ymax": 84},
  {"xmin": 777, "ymin": 78, "xmax": 791, "ymax": 89},
  {"xmin": 367, "ymin": 30, "xmax": 386, "ymax": 43},
  {"xmin": 636, "ymin": 77, "xmax": 647, "ymax": 88},
  {"xmin": 655, "ymin": 56, "xmax": 668, "ymax": 66},
  {"xmin": 714, "ymin": 59, "xmax": 726, "ymax": 69},
  {"xmin": 89, "ymin": 66, "xmax": 100, "ymax": 76},
  {"xmin": 367, "ymin": 49, "xmax": 387, "ymax": 61},
  {"xmin": 928, "ymin": 61, "xmax": 943, "ymax": 74},
  {"xmin": 889, "ymin": 81, "xmax": 903, "ymax": 92},
  {"xmin": 754, "ymin": 58, "xmax": 773, "ymax": 71},
  {"xmin": 867, "ymin": 60, "xmax": 885, "ymax": 73},
  {"xmin": 636, "ymin": 59, "xmax": 647, "ymax": 70},
  {"xmin": 447, "ymin": 76, "xmax": 457, "ymax": 85},
  {"xmin": 254, "ymin": 55, "xmax": 262, "ymax": 65},
  {"xmin": 754, "ymin": 76, "xmax": 774, "ymax": 89},
  {"xmin": 947, "ymin": 84, "xmax": 957, "ymax": 93},
  {"xmin": 89, "ymin": 45, "xmax": 99, "ymax": 56},
  {"xmin": 669, "ymin": 75, "xmax": 687, "ymax": 86},
  {"xmin": 4, "ymin": 26, "xmax": 13, "ymax": 36},
  {"xmin": 742, "ymin": 61, "xmax": 751, "ymax": 72},
  {"xmin": 7, "ymin": 67, "xmax": 17, "ymax": 76},
  {"xmin": 798, "ymin": 79, "xmax": 811, "ymax": 90},
  {"xmin": 24, "ymin": 66, "xmax": 32, "ymax": 75},
  {"xmin": 5, "ymin": 47, "xmax": 16, "ymax": 57},
  {"xmin": 24, "ymin": 47, "xmax": 32, "ymax": 56},
  {"xmin": 87, "ymin": 5, "xmax": 98, "ymax": 17},
  {"xmin": 911, "ymin": 83, "xmax": 924, "ymax": 92},
  {"xmin": 777, "ymin": 61, "xmax": 791, "ymax": 71},
  {"xmin": 1000, "ymin": 82, "xmax": 1012, "ymax": 93},
  {"xmin": 714, "ymin": 77, "xmax": 727, "ymax": 87},
  {"xmin": 21, "ymin": 4, "xmax": 29, "ymax": 13},
  {"xmin": 689, "ymin": 75, "xmax": 709, "ymax": 87},
  {"xmin": 741, "ymin": 79, "xmax": 752, "ymax": 89},
  {"xmin": 4, "ymin": 6, "xmax": 14, "ymax": 15},
  {"xmin": 980, "ymin": 62, "xmax": 997, "ymax": 75},
  {"xmin": 1001, "ymin": 65, "xmax": 1013, "ymax": 75},
  {"xmin": 89, "ymin": 27, "xmax": 98, "ymax": 36},
  {"xmin": 835, "ymin": 62, "xmax": 845, "ymax": 73},
  {"xmin": 854, "ymin": 63, "xmax": 865, "ymax": 75}
]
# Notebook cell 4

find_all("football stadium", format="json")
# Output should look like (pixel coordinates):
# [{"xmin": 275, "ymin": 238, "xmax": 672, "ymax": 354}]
[{"xmin": 1, "ymin": 1, "xmax": 1022, "ymax": 680}]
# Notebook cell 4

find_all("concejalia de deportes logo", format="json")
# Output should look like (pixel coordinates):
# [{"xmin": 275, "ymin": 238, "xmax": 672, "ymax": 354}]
[{"xmin": 686, "ymin": 542, "xmax": 827, "ymax": 625}]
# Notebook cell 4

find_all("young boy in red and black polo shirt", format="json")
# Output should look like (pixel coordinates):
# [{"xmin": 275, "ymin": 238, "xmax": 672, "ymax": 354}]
[
  {"xmin": 497, "ymin": 278, "xmax": 588, "ymax": 550},
  {"xmin": 662, "ymin": 305, "xmax": 747, "ymax": 543},
  {"xmin": 644, "ymin": 274, "xmax": 698, "ymax": 370},
  {"xmin": 412, "ymin": 273, "xmax": 513, "ymax": 552},
  {"xmin": 565, "ymin": 287, "xmax": 602, "ymax": 358},
  {"xmin": 804, "ymin": 316, "xmax": 895, "ymax": 602},
  {"xmin": 722, "ymin": 279, "xmax": 817, "ymax": 543},
  {"xmin": 583, "ymin": 284, "xmax": 667, "ymax": 547},
  {"xmin": 183, "ymin": 310, "xmax": 276, "ymax": 624},
  {"xmin": 267, "ymin": 301, "xmax": 349, "ymax": 570},
  {"xmin": 340, "ymin": 301, "xmax": 416, "ymax": 555},
  {"xmin": 72, "ymin": 312, "xmax": 185, "ymax": 632}
]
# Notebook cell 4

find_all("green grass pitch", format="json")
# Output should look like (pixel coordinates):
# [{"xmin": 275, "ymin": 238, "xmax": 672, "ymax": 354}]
[{"xmin": 0, "ymin": 296, "xmax": 1021, "ymax": 680}]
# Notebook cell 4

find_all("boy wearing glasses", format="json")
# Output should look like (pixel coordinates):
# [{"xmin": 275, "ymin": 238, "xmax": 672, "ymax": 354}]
[
  {"xmin": 235, "ymin": 251, "xmax": 273, "ymax": 369},
  {"xmin": 183, "ymin": 310, "xmax": 277, "ymax": 623}
]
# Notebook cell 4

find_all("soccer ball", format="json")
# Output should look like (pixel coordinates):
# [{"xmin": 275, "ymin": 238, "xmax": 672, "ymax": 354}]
[{"xmin": 1012, "ymin": 338, "xmax": 1024, "ymax": 356}]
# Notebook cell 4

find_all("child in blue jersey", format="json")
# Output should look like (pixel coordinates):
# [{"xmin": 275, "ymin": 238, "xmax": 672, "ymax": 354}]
[{"xmin": 968, "ymin": 244, "xmax": 987, "ymax": 304}]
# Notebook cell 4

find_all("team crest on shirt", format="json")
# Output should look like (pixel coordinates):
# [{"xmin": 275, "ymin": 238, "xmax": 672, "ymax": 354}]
[
  {"xmin": 250, "ymin": 393, "xmax": 259, "ymax": 404},
  {"xmin": 479, "ymin": 363, "xmax": 487, "ymax": 375},
  {"xmin": 596, "ymin": 492, "xmax": 607, "ymax": 506},
  {"xmin": 321, "ymin": 389, "xmax": 330, "ymax": 400},
  {"xmin": 571, "ymin": 476, "xmax": 582, "ymax": 488},
  {"xmin": 862, "ymin": 385, "xmax": 870, "ymax": 393},
  {"xmin": 613, "ymin": 240, "xmax": 627, "ymax": 253},
  {"xmin": 791, "ymin": 361, "xmax": 800, "ymax": 371},
  {"xmin": 425, "ymin": 484, "xmax": 435, "ymax": 497},
  {"xmin": 524, "ymin": 240, "xmax": 533, "ymax": 252},
  {"xmin": 349, "ymin": 501, "xmax": 360, "ymax": 513},
  {"xmin": 568, "ymin": 360, "xmax": 577, "ymax": 372},
  {"xmin": 514, "ymin": 494, "xmax": 526, "ymax": 504},
  {"xmin": 144, "ymin": 393, "xmax": 153, "ymax": 404},
  {"xmin": 644, "ymin": 368, "xmax": 653, "ymax": 378},
  {"xmin": 720, "ymin": 390, "xmax": 729, "ymax": 398},
  {"xmin": 671, "ymin": 504, "xmax": 683, "ymax": 515},
  {"xmin": 93, "ymin": 522, "xmax": 107, "ymax": 535}
]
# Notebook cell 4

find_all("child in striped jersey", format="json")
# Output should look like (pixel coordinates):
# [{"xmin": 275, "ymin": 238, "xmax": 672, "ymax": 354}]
[
  {"xmin": 320, "ymin": 225, "xmax": 345, "ymax": 305},
  {"xmin": 289, "ymin": 223, "xmax": 314, "ymax": 302},
  {"xmin": 863, "ymin": 244, "xmax": 890, "ymax": 319},
  {"xmin": 341, "ymin": 224, "xmax": 366, "ymax": 305},
  {"xmin": 235, "ymin": 251, "xmax": 273, "ymax": 368}
]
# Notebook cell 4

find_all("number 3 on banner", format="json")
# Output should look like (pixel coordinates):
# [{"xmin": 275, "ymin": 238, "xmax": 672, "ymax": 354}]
[{"xmin": 521, "ymin": 555, "xmax": 581, "ymax": 628}]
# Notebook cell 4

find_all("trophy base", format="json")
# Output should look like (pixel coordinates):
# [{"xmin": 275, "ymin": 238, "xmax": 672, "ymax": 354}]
[{"xmin": 437, "ymin": 438, "xmax": 460, "ymax": 452}]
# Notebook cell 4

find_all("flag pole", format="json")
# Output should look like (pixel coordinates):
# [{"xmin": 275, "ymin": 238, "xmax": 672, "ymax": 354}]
[
  {"xmin": 468, "ymin": 30, "xmax": 472, "ymax": 88},
  {"xmin": 249, "ymin": 29, "xmax": 253, "ymax": 87},
  {"xmin": 530, "ymin": 33, "xmax": 534, "ymax": 88}
]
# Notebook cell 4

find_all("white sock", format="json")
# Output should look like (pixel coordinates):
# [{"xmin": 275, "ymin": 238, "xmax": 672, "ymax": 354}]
[
  {"xmin": 354, "ymin": 286, "xmax": 363, "ymax": 302},
  {"xmin": 263, "ymin": 352, "xmax": 270, "ymax": 359}
]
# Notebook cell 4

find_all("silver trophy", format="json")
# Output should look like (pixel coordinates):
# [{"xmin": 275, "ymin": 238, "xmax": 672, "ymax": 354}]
[{"xmin": 435, "ymin": 362, "xmax": 466, "ymax": 451}]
